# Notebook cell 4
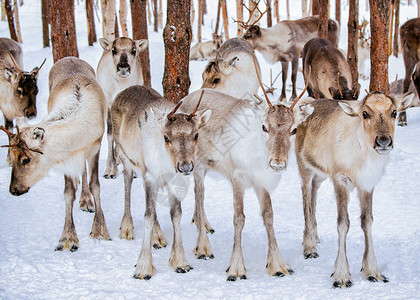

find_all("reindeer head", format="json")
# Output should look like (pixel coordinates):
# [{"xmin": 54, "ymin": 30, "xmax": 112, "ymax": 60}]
[
  {"xmin": 201, "ymin": 55, "xmax": 239, "ymax": 91},
  {"xmin": 337, "ymin": 90, "xmax": 413, "ymax": 155},
  {"xmin": 1, "ymin": 125, "xmax": 48, "ymax": 195},
  {"xmin": 99, "ymin": 37, "xmax": 148, "ymax": 79},
  {"xmin": 329, "ymin": 74, "xmax": 360, "ymax": 100},
  {"xmin": 212, "ymin": 34, "xmax": 223, "ymax": 50},
  {"xmin": 151, "ymin": 91, "xmax": 211, "ymax": 175},
  {"xmin": 3, "ymin": 54, "xmax": 45, "ymax": 120}
]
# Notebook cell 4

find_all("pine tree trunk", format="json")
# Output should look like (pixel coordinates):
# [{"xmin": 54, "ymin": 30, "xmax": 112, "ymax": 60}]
[
  {"xmin": 393, "ymin": 0, "xmax": 399, "ymax": 57},
  {"xmin": 237, "ymin": 0, "xmax": 243, "ymax": 36},
  {"xmin": 417, "ymin": 0, "xmax": 420, "ymax": 17},
  {"xmin": 158, "ymin": 0, "xmax": 163, "ymax": 28},
  {"xmin": 201, "ymin": 0, "xmax": 205, "ymax": 25},
  {"xmin": 302, "ymin": 0, "xmax": 308, "ymax": 17},
  {"xmin": 318, "ymin": 0, "xmax": 328, "ymax": 38},
  {"xmin": 41, "ymin": 0, "xmax": 49, "ymax": 47},
  {"xmin": 198, "ymin": 0, "xmax": 203, "ymax": 42},
  {"xmin": 86, "ymin": 0, "xmax": 97, "ymax": 45},
  {"xmin": 131, "ymin": 0, "xmax": 151, "ymax": 87},
  {"xmin": 388, "ymin": 0, "xmax": 394, "ymax": 56},
  {"xmin": 267, "ymin": 0, "xmax": 272, "ymax": 27},
  {"xmin": 5, "ymin": 0, "xmax": 17, "ymax": 41},
  {"xmin": 153, "ymin": 0, "xmax": 158, "ymax": 32},
  {"xmin": 312, "ymin": 0, "xmax": 319, "ymax": 15},
  {"xmin": 203, "ymin": 0, "xmax": 207, "ymax": 14},
  {"xmin": 146, "ymin": 0, "xmax": 152, "ymax": 25},
  {"xmin": 347, "ymin": 0, "xmax": 358, "ymax": 84},
  {"xmin": 335, "ymin": 0, "xmax": 340, "ymax": 25},
  {"xmin": 286, "ymin": 0, "xmax": 290, "ymax": 19},
  {"xmin": 104, "ymin": 0, "xmax": 116, "ymax": 40},
  {"xmin": 163, "ymin": 0, "xmax": 192, "ymax": 103},
  {"xmin": 274, "ymin": 0, "xmax": 279, "ymax": 22},
  {"xmin": 114, "ymin": 13, "xmax": 119, "ymax": 38},
  {"xmin": 369, "ymin": 0, "xmax": 390, "ymax": 92},
  {"xmin": 119, "ymin": 0, "xmax": 128, "ymax": 37},
  {"xmin": 50, "ymin": 0, "xmax": 79, "ymax": 63},
  {"xmin": 221, "ymin": 0, "xmax": 229, "ymax": 39},
  {"xmin": 101, "ymin": 0, "xmax": 107, "ymax": 36},
  {"xmin": 13, "ymin": 0, "xmax": 21, "ymax": 43},
  {"xmin": 1, "ymin": 0, "xmax": 6, "ymax": 21},
  {"xmin": 215, "ymin": 0, "xmax": 221, "ymax": 34}
]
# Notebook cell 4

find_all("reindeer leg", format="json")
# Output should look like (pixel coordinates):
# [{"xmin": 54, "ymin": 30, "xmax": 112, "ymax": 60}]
[
  {"xmin": 192, "ymin": 164, "xmax": 214, "ymax": 260},
  {"xmin": 331, "ymin": 175, "xmax": 352, "ymax": 288},
  {"xmin": 152, "ymin": 216, "xmax": 168, "ymax": 249},
  {"xmin": 89, "ymin": 145, "xmax": 110, "ymax": 240},
  {"xmin": 311, "ymin": 175, "xmax": 325, "ymax": 243},
  {"xmin": 397, "ymin": 110, "xmax": 408, "ymax": 126},
  {"xmin": 403, "ymin": 55, "xmax": 416, "ymax": 93},
  {"xmin": 134, "ymin": 175, "xmax": 156, "ymax": 280},
  {"xmin": 168, "ymin": 190, "xmax": 193, "ymax": 273},
  {"xmin": 55, "ymin": 175, "xmax": 79, "ymax": 252},
  {"xmin": 359, "ymin": 189, "xmax": 388, "ymax": 283},
  {"xmin": 290, "ymin": 57, "xmax": 299, "ymax": 101},
  {"xmin": 256, "ymin": 187, "xmax": 293, "ymax": 277},
  {"xmin": 79, "ymin": 161, "xmax": 94, "ymax": 212},
  {"xmin": 279, "ymin": 61, "xmax": 289, "ymax": 103},
  {"xmin": 226, "ymin": 176, "xmax": 246, "ymax": 281},
  {"xmin": 119, "ymin": 165, "xmax": 135, "ymax": 240},
  {"xmin": 104, "ymin": 111, "xmax": 118, "ymax": 179}
]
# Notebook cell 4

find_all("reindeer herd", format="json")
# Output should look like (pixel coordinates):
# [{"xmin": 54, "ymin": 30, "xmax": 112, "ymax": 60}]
[{"xmin": 0, "ymin": 11, "xmax": 420, "ymax": 289}]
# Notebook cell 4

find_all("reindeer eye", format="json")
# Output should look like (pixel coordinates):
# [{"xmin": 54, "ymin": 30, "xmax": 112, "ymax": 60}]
[
  {"xmin": 391, "ymin": 110, "xmax": 397, "ymax": 118},
  {"xmin": 132, "ymin": 49, "xmax": 136, "ymax": 56},
  {"xmin": 262, "ymin": 125, "xmax": 268, "ymax": 132},
  {"xmin": 212, "ymin": 78, "xmax": 220, "ymax": 85},
  {"xmin": 362, "ymin": 111, "xmax": 370, "ymax": 119},
  {"xmin": 112, "ymin": 48, "xmax": 116, "ymax": 55},
  {"xmin": 17, "ymin": 88, "xmax": 23, "ymax": 96},
  {"xmin": 22, "ymin": 157, "xmax": 31, "ymax": 165},
  {"xmin": 164, "ymin": 136, "xmax": 170, "ymax": 143},
  {"xmin": 290, "ymin": 128, "xmax": 297, "ymax": 136},
  {"xmin": 194, "ymin": 133, "xmax": 199, "ymax": 141}
]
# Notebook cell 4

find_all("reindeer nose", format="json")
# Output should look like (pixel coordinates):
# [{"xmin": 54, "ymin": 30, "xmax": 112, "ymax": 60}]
[
  {"xmin": 10, "ymin": 186, "xmax": 28, "ymax": 196},
  {"xmin": 177, "ymin": 162, "xmax": 194, "ymax": 175},
  {"xmin": 117, "ymin": 66, "xmax": 130, "ymax": 77},
  {"xmin": 375, "ymin": 136, "xmax": 393, "ymax": 148},
  {"xmin": 269, "ymin": 159, "xmax": 287, "ymax": 172},
  {"xmin": 26, "ymin": 111, "xmax": 36, "ymax": 119}
]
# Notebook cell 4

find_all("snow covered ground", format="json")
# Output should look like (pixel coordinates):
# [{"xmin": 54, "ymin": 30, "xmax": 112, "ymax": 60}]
[{"xmin": 1, "ymin": 0, "xmax": 420, "ymax": 299}]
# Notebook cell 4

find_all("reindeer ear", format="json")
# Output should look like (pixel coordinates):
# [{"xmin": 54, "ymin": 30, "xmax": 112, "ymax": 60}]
[
  {"xmin": 4, "ymin": 68, "xmax": 18, "ymax": 83},
  {"xmin": 136, "ymin": 40, "xmax": 148, "ymax": 53},
  {"xmin": 251, "ymin": 25, "xmax": 260, "ymax": 33},
  {"xmin": 397, "ymin": 92, "xmax": 415, "ymax": 111},
  {"xmin": 222, "ymin": 57, "xmax": 238, "ymax": 74},
  {"xmin": 99, "ymin": 38, "xmax": 111, "ymax": 50},
  {"xmin": 150, "ymin": 107, "xmax": 165, "ymax": 122},
  {"xmin": 32, "ymin": 127, "xmax": 45, "ymax": 142},
  {"xmin": 338, "ymin": 101, "xmax": 359, "ymax": 116},
  {"xmin": 31, "ymin": 67, "xmax": 40, "ymax": 79},
  {"xmin": 196, "ymin": 109, "xmax": 212, "ymax": 129},
  {"xmin": 293, "ymin": 103, "xmax": 314, "ymax": 125}
]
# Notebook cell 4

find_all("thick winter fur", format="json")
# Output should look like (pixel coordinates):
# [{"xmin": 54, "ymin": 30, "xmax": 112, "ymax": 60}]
[
  {"xmin": 190, "ymin": 34, "xmax": 223, "ymax": 60},
  {"xmin": 295, "ymin": 92, "xmax": 413, "ymax": 288},
  {"xmin": 0, "ymin": 38, "xmax": 40, "ymax": 131},
  {"xmin": 243, "ymin": 16, "xmax": 339, "ymax": 102},
  {"xmin": 400, "ymin": 18, "xmax": 420, "ymax": 94},
  {"xmin": 201, "ymin": 38, "xmax": 261, "ymax": 99},
  {"xmin": 302, "ymin": 38, "xmax": 360, "ymax": 100},
  {"xmin": 180, "ymin": 89, "xmax": 313, "ymax": 280},
  {"xmin": 389, "ymin": 78, "xmax": 419, "ymax": 126},
  {"xmin": 7, "ymin": 57, "xmax": 110, "ymax": 251},
  {"xmin": 111, "ymin": 85, "xmax": 211, "ymax": 279},
  {"xmin": 97, "ymin": 37, "xmax": 148, "ymax": 178}
]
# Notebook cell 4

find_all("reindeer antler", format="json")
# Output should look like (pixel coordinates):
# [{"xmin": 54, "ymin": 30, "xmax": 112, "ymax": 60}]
[
  {"xmin": 353, "ymin": 81, "xmax": 359, "ymax": 98},
  {"xmin": 34, "ymin": 58, "xmax": 47, "ymax": 77},
  {"xmin": 387, "ymin": 75, "xmax": 398, "ymax": 96},
  {"xmin": 234, "ymin": 1, "xmax": 268, "ymax": 30},
  {"xmin": 337, "ymin": 72, "xmax": 343, "ymax": 98},
  {"xmin": 8, "ymin": 53, "xmax": 24, "ymax": 77},
  {"xmin": 188, "ymin": 90, "xmax": 205, "ymax": 119},
  {"xmin": 289, "ymin": 67, "xmax": 311, "ymax": 111},
  {"xmin": 167, "ymin": 101, "xmax": 183, "ymax": 120},
  {"xmin": 0, "ymin": 125, "xmax": 43, "ymax": 155},
  {"xmin": 252, "ymin": 52, "xmax": 274, "ymax": 111},
  {"xmin": 0, "ymin": 125, "xmax": 15, "ymax": 139}
]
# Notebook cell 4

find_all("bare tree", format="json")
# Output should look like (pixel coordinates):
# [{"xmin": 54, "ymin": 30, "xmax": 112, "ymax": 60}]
[
  {"xmin": 389, "ymin": 0, "xmax": 395, "ymax": 56},
  {"xmin": 158, "ymin": 0, "xmax": 163, "ymax": 28},
  {"xmin": 336, "ymin": 0, "xmax": 340, "ymax": 25},
  {"xmin": 267, "ymin": 0, "xmax": 272, "ymax": 27},
  {"xmin": 347, "ymin": 0, "xmax": 358, "ymax": 85},
  {"xmin": 104, "ymin": 0, "xmax": 116, "ymax": 40},
  {"xmin": 417, "ymin": 0, "xmax": 420, "ymax": 17},
  {"xmin": 274, "ymin": 0, "xmax": 279, "ymax": 22},
  {"xmin": 286, "ymin": 0, "xmax": 290, "ymax": 19},
  {"xmin": 393, "ymin": 0, "xmax": 400, "ymax": 57},
  {"xmin": 41, "ymin": 0, "xmax": 49, "ymax": 47},
  {"xmin": 5, "ymin": 0, "xmax": 18, "ymax": 41},
  {"xmin": 312, "ymin": 0, "xmax": 319, "ymax": 15},
  {"xmin": 302, "ymin": 0, "xmax": 308, "ymax": 17},
  {"xmin": 1, "ymin": 0, "xmax": 6, "ymax": 21},
  {"xmin": 221, "ymin": 0, "xmax": 229, "ymax": 39},
  {"xmin": 215, "ymin": 0, "xmax": 221, "ymax": 33},
  {"xmin": 119, "ymin": 0, "xmax": 129, "ymax": 37},
  {"xmin": 318, "ymin": 0, "xmax": 329, "ymax": 38},
  {"xmin": 101, "ymin": 0, "xmax": 106, "ymax": 36},
  {"xmin": 198, "ymin": 0, "xmax": 203, "ymax": 42},
  {"xmin": 50, "ymin": 0, "xmax": 79, "ymax": 63},
  {"xmin": 114, "ymin": 13, "xmax": 120, "ymax": 38},
  {"xmin": 86, "ymin": 0, "xmax": 97, "ymax": 45},
  {"xmin": 163, "ymin": 0, "xmax": 192, "ymax": 103},
  {"xmin": 153, "ymin": 0, "xmax": 158, "ymax": 32},
  {"xmin": 237, "ymin": 0, "xmax": 243, "ymax": 36},
  {"xmin": 13, "ymin": 0, "xmax": 21, "ymax": 43},
  {"xmin": 369, "ymin": 0, "xmax": 390, "ymax": 92},
  {"xmin": 131, "ymin": 0, "xmax": 151, "ymax": 87}
]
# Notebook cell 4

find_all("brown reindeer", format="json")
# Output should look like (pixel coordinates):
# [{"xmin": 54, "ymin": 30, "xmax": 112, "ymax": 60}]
[
  {"xmin": 400, "ymin": 18, "xmax": 420, "ymax": 95},
  {"xmin": 302, "ymin": 38, "xmax": 360, "ymax": 100},
  {"xmin": 295, "ymin": 91, "xmax": 413, "ymax": 288}
]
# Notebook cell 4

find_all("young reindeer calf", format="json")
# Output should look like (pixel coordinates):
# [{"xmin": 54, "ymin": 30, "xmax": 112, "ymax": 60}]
[
  {"xmin": 1, "ymin": 57, "xmax": 110, "ymax": 251},
  {"xmin": 111, "ymin": 86, "xmax": 211, "ymax": 279},
  {"xmin": 295, "ymin": 90, "xmax": 413, "ymax": 288}
]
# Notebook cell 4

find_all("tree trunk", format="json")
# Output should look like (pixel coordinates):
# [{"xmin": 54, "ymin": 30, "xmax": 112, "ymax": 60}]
[
  {"xmin": 393, "ymin": 0, "xmax": 399, "ymax": 57},
  {"xmin": 41, "ymin": 0, "xmax": 49, "ymax": 47},
  {"xmin": 1, "ymin": 0, "xmax": 6, "ymax": 21},
  {"xmin": 369, "ymin": 0, "xmax": 390, "ymax": 92},
  {"xmin": 203, "ymin": 0, "xmax": 207, "ymax": 14},
  {"xmin": 5, "ymin": 0, "xmax": 17, "ymax": 41},
  {"xmin": 302, "ymin": 0, "xmax": 308, "ymax": 17},
  {"xmin": 158, "ymin": 0, "xmax": 163, "ymax": 28},
  {"xmin": 267, "ymin": 0, "xmax": 272, "ymax": 27},
  {"xmin": 335, "ymin": 0, "xmax": 340, "ymax": 25},
  {"xmin": 198, "ymin": 0, "xmax": 203, "ymax": 42},
  {"xmin": 50, "ymin": 0, "xmax": 79, "ymax": 63},
  {"xmin": 146, "ymin": 0, "xmax": 152, "ymax": 24},
  {"xmin": 119, "ymin": 0, "xmax": 128, "ymax": 37},
  {"xmin": 417, "ymin": 0, "xmax": 420, "ymax": 17},
  {"xmin": 86, "ymin": 0, "xmax": 97, "ymax": 45},
  {"xmin": 215, "ymin": 0, "xmax": 221, "ymax": 34},
  {"xmin": 201, "ymin": 0, "xmax": 205, "ymax": 25},
  {"xmin": 286, "ymin": 0, "xmax": 290, "ymax": 19},
  {"xmin": 153, "ymin": 0, "xmax": 158, "ymax": 32},
  {"xmin": 104, "ymin": 0, "xmax": 116, "ymax": 40},
  {"xmin": 312, "ymin": 0, "xmax": 319, "ymax": 15},
  {"xmin": 347, "ymin": 0, "xmax": 358, "ymax": 85},
  {"xmin": 274, "ymin": 0, "xmax": 279, "ymax": 22},
  {"xmin": 101, "ymin": 0, "xmax": 107, "ymax": 36},
  {"xmin": 114, "ymin": 13, "xmax": 119, "ymax": 38},
  {"xmin": 388, "ymin": 0, "xmax": 394, "ymax": 56},
  {"xmin": 318, "ymin": 0, "xmax": 329, "ymax": 38},
  {"xmin": 237, "ymin": 0, "xmax": 243, "ymax": 36},
  {"xmin": 131, "ymin": 0, "xmax": 151, "ymax": 87},
  {"xmin": 162, "ymin": 0, "xmax": 192, "ymax": 103},
  {"xmin": 13, "ymin": 0, "xmax": 21, "ymax": 43},
  {"xmin": 221, "ymin": 0, "xmax": 229, "ymax": 39}
]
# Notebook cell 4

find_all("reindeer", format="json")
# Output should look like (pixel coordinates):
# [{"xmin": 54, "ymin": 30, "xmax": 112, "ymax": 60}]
[
  {"xmin": 243, "ymin": 16, "xmax": 339, "ymax": 102},
  {"xmin": 111, "ymin": 86, "xmax": 211, "ymax": 279},
  {"xmin": 182, "ymin": 66, "xmax": 314, "ymax": 280},
  {"xmin": 0, "ymin": 38, "xmax": 45, "ymax": 131},
  {"xmin": 1, "ymin": 57, "xmax": 110, "ymax": 251},
  {"xmin": 190, "ymin": 33, "xmax": 224, "ymax": 61},
  {"xmin": 389, "ymin": 76, "xmax": 419, "ymax": 126},
  {"xmin": 295, "ymin": 88, "xmax": 414, "ymax": 288},
  {"xmin": 97, "ymin": 36, "xmax": 148, "ymax": 179},
  {"xmin": 302, "ymin": 38, "xmax": 360, "ymax": 100},
  {"xmin": 201, "ymin": 37, "xmax": 261, "ymax": 98},
  {"xmin": 400, "ymin": 18, "xmax": 420, "ymax": 95}
]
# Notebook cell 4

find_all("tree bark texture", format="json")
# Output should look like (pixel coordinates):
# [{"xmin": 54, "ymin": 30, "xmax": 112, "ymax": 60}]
[
  {"xmin": 41, "ymin": 0, "xmax": 49, "ymax": 47},
  {"xmin": 1, "ymin": 0, "xmax": 6, "ymax": 21},
  {"xmin": 13, "ymin": 0, "xmax": 21, "ymax": 43},
  {"xmin": 335, "ymin": 0, "xmax": 340, "ymax": 25},
  {"xmin": 131, "ymin": 0, "xmax": 151, "ymax": 87},
  {"xmin": 86, "ymin": 0, "xmax": 97, "ymax": 45},
  {"xmin": 215, "ymin": 0, "xmax": 221, "ymax": 34},
  {"xmin": 158, "ymin": 0, "xmax": 163, "ymax": 28},
  {"xmin": 119, "ymin": 0, "xmax": 129, "ymax": 37},
  {"xmin": 267, "ymin": 0, "xmax": 272, "ymax": 27},
  {"xmin": 302, "ymin": 0, "xmax": 308, "ymax": 17},
  {"xmin": 318, "ymin": 0, "xmax": 329, "ymax": 38},
  {"xmin": 104, "ymin": 0, "xmax": 116, "ymax": 40},
  {"xmin": 347, "ymin": 0, "xmax": 358, "ymax": 85},
  {"xmin": 393, "ymin": 0, "xmax": 400, "ymax": 57},
  {"xmin": 101, "ymin": 0, "xmax": 106, "ymax": 36},
  {"xmin": 237, "ymin": 0, "xmax": 243, "ymax": 36},
  {"xmin": 369, "ymin": 0, "xmax": 390, "ymax": 92},
  {"xmin": 198, "ymin": 0, "xmax": 203, "ymax": 42},
  {"xmin": 153, "ymin": 0, "xmax": 158, "ymax": 32},
  {"xmin": 5, "ymin": 0, "xmax": 17, "ymax": 41},
  {"xmin": 114, "ymin": 13, "xmax": 119, "ymax": 38},
  {"xmin": 286, "ymin": 0, "xmax": 290, "ymax": 19},
  {"xmin": 221, "ymin": 0, "xmax": 229, "ymax": 39},
  {"xmin": 312, "ymin": 0, "xmax": 319, "ymax": 15},
  {"xmin": 162, "ymin": 0, "xmax": 192, "ymax": 103},
  {"xmin": 50, "ymin": 0, "xmax": 79, "ymax": 63},
  {"xmin": 274, "ymin": 0, "xmax": 279, "ymax": 22}
]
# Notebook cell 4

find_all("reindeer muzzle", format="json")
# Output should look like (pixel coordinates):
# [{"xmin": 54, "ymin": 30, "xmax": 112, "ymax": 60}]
[
  {"xmin": 374, "ymin": 135, "xmax": 393, "ymax": 155},
  {"xmin": 177, "ymin": 162, "xmax": 194, "ymax": 175},
  {"xmin": 10, "ymin": 185, "xmax": 29, "ymax": 196},
  {"xmin": 269, "ymin": 159, "xmax": 287, "ymax": 173}
]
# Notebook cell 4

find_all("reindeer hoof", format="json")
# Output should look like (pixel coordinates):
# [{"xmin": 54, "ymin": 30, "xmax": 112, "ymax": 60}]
[
  {"xmin": 153, "ymin": 243, "xmax": 161, "ymax": 249},
  {"xmin": 304, "ymin": 252, "xmax": 319, "ymax": 259},
  {"xmin": 227, "ymin": 275, "xmax": 236, "ymax": 281},
  {"xmin": 208, "ymin": 228, "xmax": 215, "ymax": 234},
  {"xmin": 333, "ymin": 281, "xmax": 341, "ymax": 288},
  {"xmin": 133, "ymin": 274, "xmax": 152, "ymax": 280},
  {"xmin": 240, "ymin": 275, "xmax": 247, "ymax": 280},
  {"xmin": 175, "ymin": 267, "xmax": 186, "ymax": 273},
  {"xmin": 55, "ymin": 244, "xmax": 64, "ymax": 251},
  {"xmin": 274, "ymin": 271, "xmax": 285, "ymax": 277},
  {"xmin": 70, "ymin": 245, "xmax": 79, "ymax": 252}
]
